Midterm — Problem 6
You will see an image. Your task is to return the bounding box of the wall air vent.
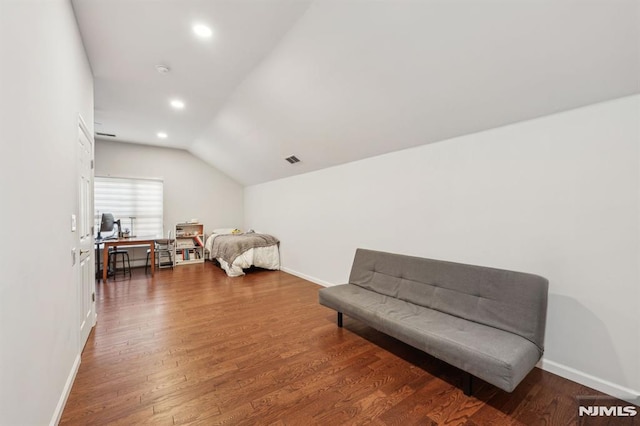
[96,132,116,137]
[285,155,301,164]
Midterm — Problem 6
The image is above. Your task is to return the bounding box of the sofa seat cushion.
[319,284,541,392]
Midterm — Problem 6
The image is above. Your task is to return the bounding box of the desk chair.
[109,247,132,279]
[145,231,174,273]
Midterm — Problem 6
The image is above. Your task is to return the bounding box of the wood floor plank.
[60,263,634,425]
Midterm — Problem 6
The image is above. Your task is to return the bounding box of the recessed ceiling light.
[170,99,185,109]
[157,132,168,139]
[193,24,213,38]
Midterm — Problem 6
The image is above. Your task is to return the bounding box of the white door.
[78,117,95,350]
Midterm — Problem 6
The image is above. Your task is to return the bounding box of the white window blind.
[94,177,164,238]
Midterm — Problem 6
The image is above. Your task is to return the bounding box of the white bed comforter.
[204,234,280,277]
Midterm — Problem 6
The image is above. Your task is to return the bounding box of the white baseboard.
[280,266,334,288]
[50,353,81,426]
[538,358,639,405]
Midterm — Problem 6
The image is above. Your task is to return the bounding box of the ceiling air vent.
[96,132,116,137]
[285,155,301,164]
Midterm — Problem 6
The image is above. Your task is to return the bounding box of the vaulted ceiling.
[72,0,639,186]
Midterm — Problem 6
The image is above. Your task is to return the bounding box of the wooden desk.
[101,236,155,282]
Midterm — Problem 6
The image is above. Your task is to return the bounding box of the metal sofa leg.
[463,372,473,396]
[337,312,343,328]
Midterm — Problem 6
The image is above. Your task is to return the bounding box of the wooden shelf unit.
[174,223,205,266]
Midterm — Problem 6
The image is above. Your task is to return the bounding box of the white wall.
[0,1,94,424]
[95,140,244,244]
[245,96,640,402]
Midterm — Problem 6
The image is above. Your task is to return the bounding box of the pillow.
[212,228,237,235]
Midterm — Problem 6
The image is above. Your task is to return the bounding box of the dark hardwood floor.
[60,263,628,425]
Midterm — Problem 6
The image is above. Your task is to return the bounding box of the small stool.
[109,248,131,279]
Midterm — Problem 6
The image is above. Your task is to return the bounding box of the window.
[94,177,164,238]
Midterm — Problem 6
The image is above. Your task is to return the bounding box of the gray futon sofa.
[318,248,548,394]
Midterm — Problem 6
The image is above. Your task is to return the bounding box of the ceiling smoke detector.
[285,155,301,164]
[156,65,170,74]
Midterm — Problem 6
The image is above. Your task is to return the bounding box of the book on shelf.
[194,235,204,247]
[176,241,195,249]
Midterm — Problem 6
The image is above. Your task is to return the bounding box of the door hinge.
[92,292,95,302]
[91,160,94,169]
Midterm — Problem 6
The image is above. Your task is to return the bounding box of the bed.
[204,229,280,277]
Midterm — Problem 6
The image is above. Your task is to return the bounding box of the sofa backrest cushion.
[348,249,549,351]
